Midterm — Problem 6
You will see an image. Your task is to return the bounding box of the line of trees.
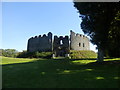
[0,49,52,59]
[0,49,19,57]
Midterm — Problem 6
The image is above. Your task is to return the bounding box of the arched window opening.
[60,40,63,45]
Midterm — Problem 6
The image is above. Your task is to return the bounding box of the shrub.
[17,51,35,58]
[35,52,52,58]
[17,51,53,59]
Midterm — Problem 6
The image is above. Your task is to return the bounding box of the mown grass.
[70,50,97,59]
[0,56,39,65]
[2,56,120,88]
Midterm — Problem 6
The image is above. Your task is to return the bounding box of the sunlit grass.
[71,60,96,64]
[114,77,120,79]
[41,72,46,75]
[1,56,39,65]
[105,58,120,61]
[1,56,120,65]
[95,77,105,80]
[58,69,94,74]
[85,69,93,71]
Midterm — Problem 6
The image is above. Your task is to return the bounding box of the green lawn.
[1,56,120,88]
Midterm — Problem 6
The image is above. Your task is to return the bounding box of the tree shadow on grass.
[2,58,120,88]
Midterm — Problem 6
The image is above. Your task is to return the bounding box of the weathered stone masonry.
[27,32,52,52]
[70,30,90,50]
[27,30,90,57]
[53,35,69,57]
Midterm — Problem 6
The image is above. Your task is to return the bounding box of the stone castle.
[27,30,90,57]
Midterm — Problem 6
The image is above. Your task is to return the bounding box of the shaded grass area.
[2,57,120,88]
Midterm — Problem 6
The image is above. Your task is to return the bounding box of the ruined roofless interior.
[27,30,90,57]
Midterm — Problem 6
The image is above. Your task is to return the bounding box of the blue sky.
[2,2,97,52]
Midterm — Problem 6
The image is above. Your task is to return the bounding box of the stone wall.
[27,32,52,52]
[70,30,90,50]
[53,35,69,57]
[27,30,90,54]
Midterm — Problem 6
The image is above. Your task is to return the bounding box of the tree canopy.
[73,2,120,61]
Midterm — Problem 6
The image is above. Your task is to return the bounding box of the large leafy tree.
[107,11,120,57]
[73,2,120,62]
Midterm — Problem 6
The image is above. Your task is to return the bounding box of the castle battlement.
[27,32,53,52]
[27,30,90,54]
[29,32,52,40]
[70,30,90,51]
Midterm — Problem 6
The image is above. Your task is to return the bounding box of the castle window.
[60,40,63,45]
[83,43,85,47]
[79,43,81,47]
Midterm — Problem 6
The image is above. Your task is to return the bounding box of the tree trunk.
[97,47,104,62]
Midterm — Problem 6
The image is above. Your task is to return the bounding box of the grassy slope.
[2,57,120,88]
[70,50,97,59]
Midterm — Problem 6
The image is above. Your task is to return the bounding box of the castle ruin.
[27,30,90,57]
[53,35,69,57]
[27,32,52,52]
[70,30,90,50]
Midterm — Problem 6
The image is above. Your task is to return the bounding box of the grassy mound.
[70,50,97,59]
